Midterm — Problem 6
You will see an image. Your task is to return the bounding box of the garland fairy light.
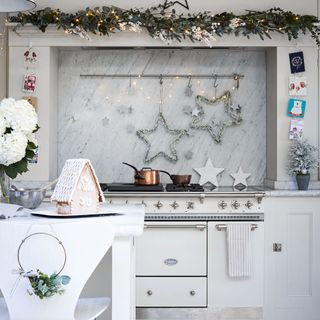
[8,6,320,46]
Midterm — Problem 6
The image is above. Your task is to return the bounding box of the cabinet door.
[207,221,264,307]
[135,222,207,276]
[264,198,320,320]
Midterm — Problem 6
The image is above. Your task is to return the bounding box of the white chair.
[0,217,114,320]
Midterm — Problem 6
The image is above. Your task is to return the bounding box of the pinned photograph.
[287,99,306,118]
[289,76,307,96]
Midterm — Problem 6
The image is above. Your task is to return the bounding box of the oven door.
[136,221,207,276]
[207,221,264,307]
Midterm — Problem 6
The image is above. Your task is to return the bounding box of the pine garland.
[7,6,320,46]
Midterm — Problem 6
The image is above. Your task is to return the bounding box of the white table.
[1,203,145,320]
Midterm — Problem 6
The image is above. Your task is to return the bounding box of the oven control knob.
[218,200,227,210]
[170,201,179,209]
[154,201,163,209]
[147,290,153,296]
[187,201,194,210]
[231,200,240,210]
[244,200,253,209]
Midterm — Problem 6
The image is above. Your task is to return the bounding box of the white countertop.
[265,190,320,197]
[0,203,145,237]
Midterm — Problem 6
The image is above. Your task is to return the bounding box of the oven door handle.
[144,224,207,231]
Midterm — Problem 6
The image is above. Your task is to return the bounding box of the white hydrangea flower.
[0,97,39,167]
[0,116,7,135]
[27,132,38,145]
[0,131,28,166]
[0,98,38,135]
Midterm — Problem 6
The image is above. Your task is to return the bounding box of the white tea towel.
[0,203,31,219]
[226,223,253,278]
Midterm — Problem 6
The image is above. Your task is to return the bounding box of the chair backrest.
[0,218,114,320]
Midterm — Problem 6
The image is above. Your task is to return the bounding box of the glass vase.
[0,169,10,202]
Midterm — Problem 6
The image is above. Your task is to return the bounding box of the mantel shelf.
[6,23,316,48]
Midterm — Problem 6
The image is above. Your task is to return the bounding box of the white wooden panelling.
[136,277,207,307]
[135,222,207,276]
[264,197,320,320]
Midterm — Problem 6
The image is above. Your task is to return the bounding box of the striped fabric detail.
[226,223,253,278]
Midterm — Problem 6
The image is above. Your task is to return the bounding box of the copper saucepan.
[159,170,192,185]
[122,162,160,185]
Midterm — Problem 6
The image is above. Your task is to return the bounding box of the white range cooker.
[104,184,265,319]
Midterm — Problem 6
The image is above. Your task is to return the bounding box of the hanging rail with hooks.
[79,73,244,80]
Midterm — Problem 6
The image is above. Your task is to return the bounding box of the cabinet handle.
[144,224,206,230]
[147,290,153,296]
[190,290,196,296]
[273,243,282,252]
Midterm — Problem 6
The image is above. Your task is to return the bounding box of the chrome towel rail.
[216,224,258,231]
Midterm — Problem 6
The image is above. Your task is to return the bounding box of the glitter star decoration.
[193,158,224,188]
[136,112,189,163]
[191,90,243,143]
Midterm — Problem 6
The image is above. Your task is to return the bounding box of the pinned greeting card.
[23,74,36,93]
[289,119,304,140]
[289,51,305,74]
[287,99,306,118]
[289,77,307,96]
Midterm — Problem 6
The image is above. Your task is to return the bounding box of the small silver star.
[192,107,202,117]
[193,158,224,187]
[230,166,251,188]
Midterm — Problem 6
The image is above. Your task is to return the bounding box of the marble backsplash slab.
[58,49,266,186]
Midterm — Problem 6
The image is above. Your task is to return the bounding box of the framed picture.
[23,74,37,93]
[287,99,306,118]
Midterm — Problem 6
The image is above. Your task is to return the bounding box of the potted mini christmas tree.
[288,138,319,190]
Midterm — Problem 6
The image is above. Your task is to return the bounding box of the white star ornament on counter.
[193,158,224,189]
[230,166,251,191]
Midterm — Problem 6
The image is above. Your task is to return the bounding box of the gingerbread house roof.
[51,159,105,204]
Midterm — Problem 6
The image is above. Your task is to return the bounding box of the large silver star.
[164,0,189,9]
[136,112,188,163]
[230,166,251,189]
[193,158,224,187]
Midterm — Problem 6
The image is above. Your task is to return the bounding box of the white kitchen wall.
[58,48,266,186]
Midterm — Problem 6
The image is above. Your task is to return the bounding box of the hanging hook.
[233,73,240,89]
[213,74,218,89]
[187,75,192,88]
[159,74,163,85]
[213,74,218,98]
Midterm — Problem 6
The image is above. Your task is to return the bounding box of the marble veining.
[58,49,266,186]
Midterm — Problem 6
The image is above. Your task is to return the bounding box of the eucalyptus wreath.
[8,6,320,46]
[15,232,71,300]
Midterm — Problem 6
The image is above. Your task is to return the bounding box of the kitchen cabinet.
[207,221,265,308]
[264,197,320,320]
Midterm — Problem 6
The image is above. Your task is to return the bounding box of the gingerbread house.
[51,159,105,214]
